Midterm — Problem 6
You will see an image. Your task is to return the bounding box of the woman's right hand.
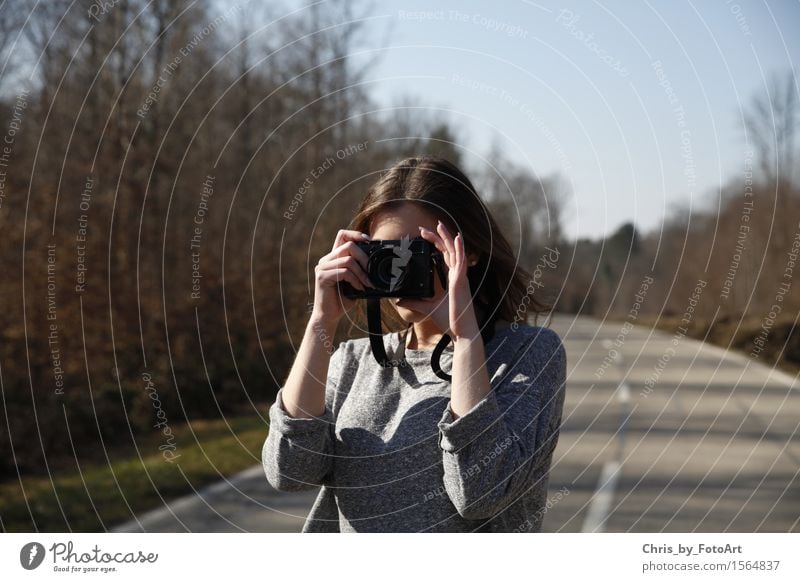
[311,229,374,324]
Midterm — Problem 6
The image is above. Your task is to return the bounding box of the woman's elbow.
[446,482,506,520]
[262,437,321,492]
[264,469,316,492]
[450,495,502,520]
[262,454,316,492]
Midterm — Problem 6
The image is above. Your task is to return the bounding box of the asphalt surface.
[113,314,800,532]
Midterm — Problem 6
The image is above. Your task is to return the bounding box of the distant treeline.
[0,0,797,479]
[0,0,566,477]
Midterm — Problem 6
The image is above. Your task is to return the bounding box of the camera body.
[338,238,445,299]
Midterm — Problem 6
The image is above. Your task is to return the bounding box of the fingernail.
[361,233,370,239]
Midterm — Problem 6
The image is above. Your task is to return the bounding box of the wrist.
[451,308,480,342]
[307,311,339,336]
[451,327,481,344]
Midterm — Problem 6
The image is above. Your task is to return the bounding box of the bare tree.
[743,70,799,186]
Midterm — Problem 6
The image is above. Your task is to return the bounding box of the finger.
[436,220,454,266]
[326,240,371,273]
[319,266,365,291]
[332,228,370,252]
[418,226,446,254]
[454,232,465,272]
[419,225,453,270]
[435,221,455,270]
[436,220,456,261]
[320,255,372,288]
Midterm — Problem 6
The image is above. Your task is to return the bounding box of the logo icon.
[389,235,413,292]
[20,542,46,570]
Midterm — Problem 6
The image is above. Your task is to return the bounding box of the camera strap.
[429,300,498,382]
[367,296,407,368]
[366,294,498,382]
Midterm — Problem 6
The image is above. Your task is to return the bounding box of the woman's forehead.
[369,203,439,237]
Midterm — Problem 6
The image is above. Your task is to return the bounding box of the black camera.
[338,238,446,299]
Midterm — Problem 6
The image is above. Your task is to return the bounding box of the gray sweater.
[262,322,566,532]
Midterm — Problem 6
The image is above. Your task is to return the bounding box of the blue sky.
[279,1,800,239]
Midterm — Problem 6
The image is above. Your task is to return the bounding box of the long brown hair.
[347,155,551,333]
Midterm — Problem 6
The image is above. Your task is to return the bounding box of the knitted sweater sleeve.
[436,327,567,520]
[262,343,345,492]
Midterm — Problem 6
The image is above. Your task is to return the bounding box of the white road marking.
[582,381,629,532]
[582,460,621,533]
[617,383,631,404]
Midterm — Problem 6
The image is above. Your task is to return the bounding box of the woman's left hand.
[396,221,480,340]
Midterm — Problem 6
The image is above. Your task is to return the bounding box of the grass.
[0,410,271,532]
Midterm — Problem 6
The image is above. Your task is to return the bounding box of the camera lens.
[369,247,407,291]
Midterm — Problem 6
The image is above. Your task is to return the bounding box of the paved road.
[113,314,800,532]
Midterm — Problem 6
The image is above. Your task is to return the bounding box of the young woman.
[263,155,567,532]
